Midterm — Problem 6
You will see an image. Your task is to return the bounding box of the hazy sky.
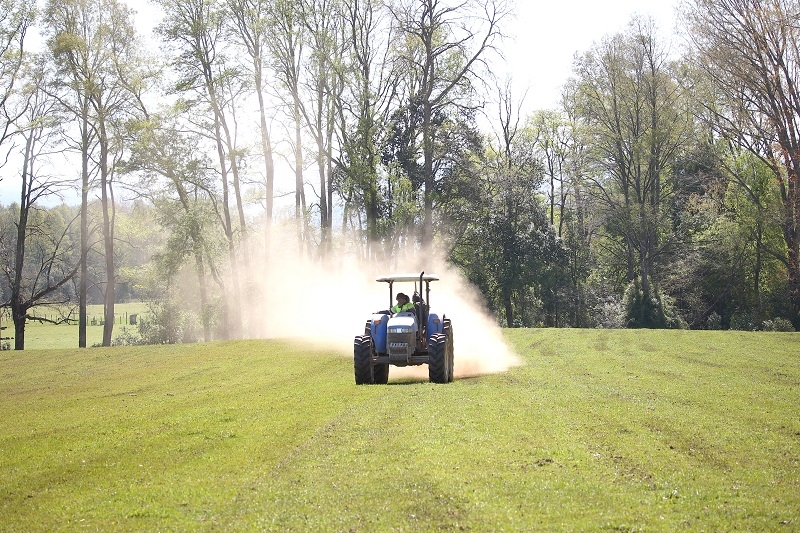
[503,0,681,112]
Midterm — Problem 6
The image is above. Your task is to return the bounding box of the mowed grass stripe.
[1,342,374,530]
[1,330,798,531]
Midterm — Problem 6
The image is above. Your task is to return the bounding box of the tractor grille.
[387,331,415,358]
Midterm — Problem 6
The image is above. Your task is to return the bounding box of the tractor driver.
[391,293,414,314]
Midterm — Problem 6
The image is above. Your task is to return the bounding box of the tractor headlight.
[390,327,413,334]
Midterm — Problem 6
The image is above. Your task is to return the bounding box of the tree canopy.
[1,0,799,349]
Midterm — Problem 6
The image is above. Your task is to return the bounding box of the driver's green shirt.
[391,302,414,313]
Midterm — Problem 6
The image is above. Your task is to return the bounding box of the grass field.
[1,329,798,531]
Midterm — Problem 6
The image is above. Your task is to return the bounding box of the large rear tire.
[443,319,454,383]
[428,333,449,383]
[354,335,374,385]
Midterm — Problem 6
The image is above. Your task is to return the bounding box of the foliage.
[729,312,758,331]
[447,105,573,327]
[570,17,692,309]
[622,276,687,329]
[706,312,723,330]
[660,146,789,329]
[684,0,800,324]
[137,299,199,345]
[762,318,795,332]
[107,325,141,346]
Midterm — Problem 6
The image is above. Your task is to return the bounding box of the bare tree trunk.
[213,114,241,339]
[79,105,89,348]
[315,77,329,245]
[755,216,763,316]
[99,126,115,347]
[11,134,31,350]
[11,296,26,350]
[219,112,253,336]
[422,100,434,247]
[293,95,307,253]
[503,290,513,328]
[255,77,275,264]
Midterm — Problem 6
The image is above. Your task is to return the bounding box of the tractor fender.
[370,314,389,353]
[427,312,443,342]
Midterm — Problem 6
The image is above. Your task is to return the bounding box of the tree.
[299,0,345,249]
[1,58,80,350]
[391,0,507,247]
[43,0,92,348]
[0,0,34,169]
[718,149,787,324]
[124,112,221,342]
[266,0,310,251]
[334,0,397,261]
[157,0,250,338]
[551,89,596,327]
[664,145,789,328]
[225,0,277,262]
[571,17,691,326]
[530,109,571,236]
[45,0,148,346]
[449,83,567,327]
[684,0,800,325]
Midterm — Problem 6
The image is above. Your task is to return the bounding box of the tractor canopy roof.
[376,273,439,283]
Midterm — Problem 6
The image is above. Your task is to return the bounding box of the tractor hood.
[387,315,417,332]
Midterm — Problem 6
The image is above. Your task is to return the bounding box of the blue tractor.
[354,272,454,384]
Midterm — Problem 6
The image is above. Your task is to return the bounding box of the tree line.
[1,0,799,350]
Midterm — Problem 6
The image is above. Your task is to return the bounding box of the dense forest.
[1,0,799,350]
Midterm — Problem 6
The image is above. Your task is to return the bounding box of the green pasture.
[1,329,798,531]
[0,303,150,349]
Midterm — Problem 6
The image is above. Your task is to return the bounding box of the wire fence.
[0,308,144,328]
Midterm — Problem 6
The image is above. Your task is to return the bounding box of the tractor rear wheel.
[443,319,454,383]
[354,335,374,385]
[428,333,449,383]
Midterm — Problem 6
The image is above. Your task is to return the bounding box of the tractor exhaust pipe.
[418,271,424,318]
[418,271,425,344]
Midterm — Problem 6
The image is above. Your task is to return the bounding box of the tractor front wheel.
[373,362,389,384]
[354,335,374,385]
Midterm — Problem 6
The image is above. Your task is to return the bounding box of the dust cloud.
[253,245,522,379]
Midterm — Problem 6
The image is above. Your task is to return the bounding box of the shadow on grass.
[384,375,483,385]
[385,378,426,385]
